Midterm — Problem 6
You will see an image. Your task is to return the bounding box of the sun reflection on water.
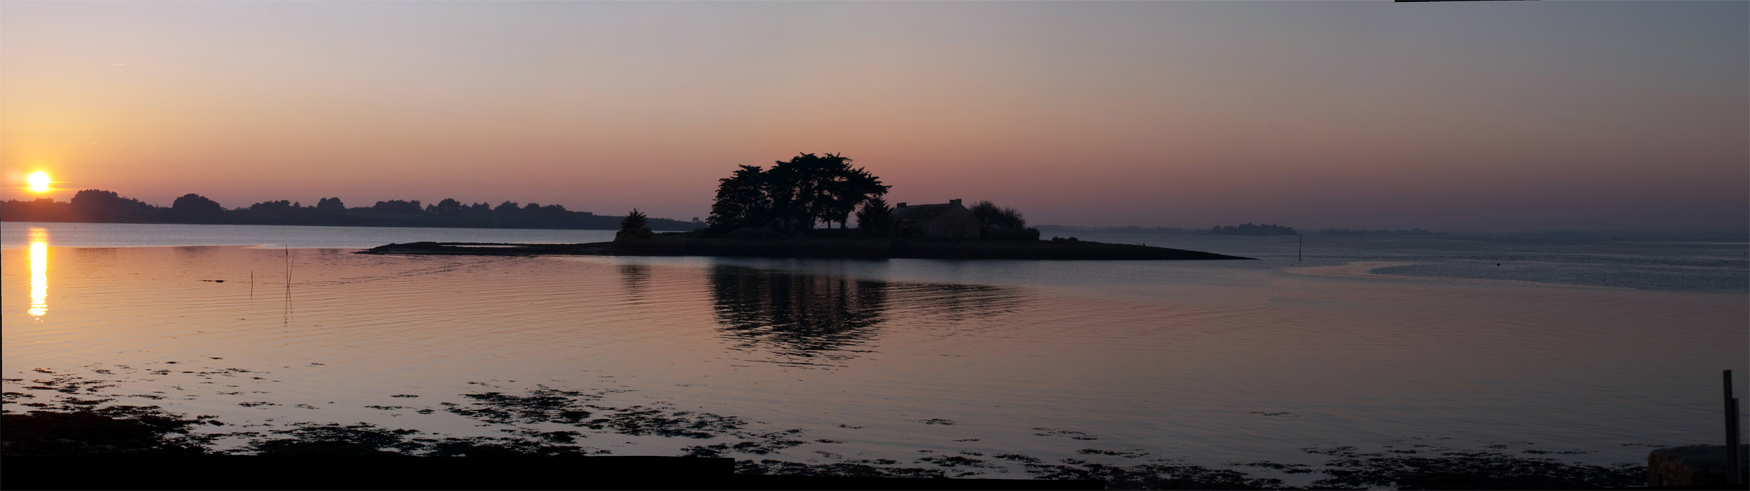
[29,227,47,317]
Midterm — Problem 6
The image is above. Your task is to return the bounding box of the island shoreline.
[358,238,1253,260]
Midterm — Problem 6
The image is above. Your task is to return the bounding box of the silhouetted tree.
[171,193,224,223]
[71,189,158,222]
[316,197,345,212]
[0,197,75,222]
[622,209,648,231]
[250,200,293,212]
[821,166,889,229]
[371,200,422,214]
[430,198,463,216]
[705,153,889,235]
[708,165,772,234]
[970,200,1026,233]
[855,196,892,238]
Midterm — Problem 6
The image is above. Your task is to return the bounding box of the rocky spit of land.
[358,236,1252,260]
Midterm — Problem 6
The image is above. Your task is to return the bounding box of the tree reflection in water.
[706,264,1021,365]
[618,262,652,304]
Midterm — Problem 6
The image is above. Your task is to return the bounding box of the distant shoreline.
[0,218,696,233]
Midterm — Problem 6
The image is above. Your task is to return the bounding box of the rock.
[1647,444,1747,487]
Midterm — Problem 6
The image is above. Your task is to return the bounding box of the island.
[357,153,1249,260]
[359,235,1251,260]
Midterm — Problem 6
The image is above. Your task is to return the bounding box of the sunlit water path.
[2,222,1745,484]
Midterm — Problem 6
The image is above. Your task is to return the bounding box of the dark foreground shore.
[1,405,1648,490]
[359,237,1252,260]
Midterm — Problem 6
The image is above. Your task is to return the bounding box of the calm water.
[3,222,1745,483]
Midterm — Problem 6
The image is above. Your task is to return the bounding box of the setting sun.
[27,171,51,192]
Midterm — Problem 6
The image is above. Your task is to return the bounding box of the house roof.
[892,203,963,222]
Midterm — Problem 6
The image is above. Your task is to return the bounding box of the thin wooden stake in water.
[284,246,292,328]
[1728,370,1742,486]
[1298,234,1303,263]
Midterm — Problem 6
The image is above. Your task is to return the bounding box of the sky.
[2,1,1745,233]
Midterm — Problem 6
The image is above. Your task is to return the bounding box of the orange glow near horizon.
[29,227,48,318]
[27,172,51,193]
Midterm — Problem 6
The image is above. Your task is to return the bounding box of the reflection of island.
[709,265,888,363]
[619,262,651,303]
[706,265,1021,364]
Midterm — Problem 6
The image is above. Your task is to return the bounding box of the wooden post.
[1729,370,1742,486]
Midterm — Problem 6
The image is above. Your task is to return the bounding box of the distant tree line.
[0,189,703,231]
[1033,225,1203,235]
[1318,228,1447,237]
[1209,223,1298,236]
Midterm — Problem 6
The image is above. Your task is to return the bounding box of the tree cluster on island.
[0,189,702,231]
[696,153,1039,241]
[967,200,1036,240]
[705,153,892,238]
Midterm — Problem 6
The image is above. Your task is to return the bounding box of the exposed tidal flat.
[2,223,1746,488]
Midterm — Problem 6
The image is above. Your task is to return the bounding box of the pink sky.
[3,2,1744,232]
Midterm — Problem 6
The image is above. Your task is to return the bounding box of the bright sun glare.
[28,172,51,192]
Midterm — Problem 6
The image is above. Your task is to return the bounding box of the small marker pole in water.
[1298,234,1303,263]
[1728,370,1742,486]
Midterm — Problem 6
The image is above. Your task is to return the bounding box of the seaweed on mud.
[677,431,808,457]
[16,373,116,395]
[246,422,604,457]
[0,405,216,456]
[1032,427,1098,440]
[1078,448,1151,458]
[1019,458,1285,490]
[736,459,948,479]
[918,454,992,468]
[249,423,423,456]
[446,388,599,425]
[994,453,1043,464]
[1521,449,1592,455]
[585,406,748,438]
[441,388,811,456]
[1228,461,1316,474]
[422,438,606,457]
[1302,445,1643,490]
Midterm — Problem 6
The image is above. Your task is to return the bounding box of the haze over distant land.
[2,2,1744,233]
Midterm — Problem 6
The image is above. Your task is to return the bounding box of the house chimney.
[950,199,962,206]
[897,202,907,208]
